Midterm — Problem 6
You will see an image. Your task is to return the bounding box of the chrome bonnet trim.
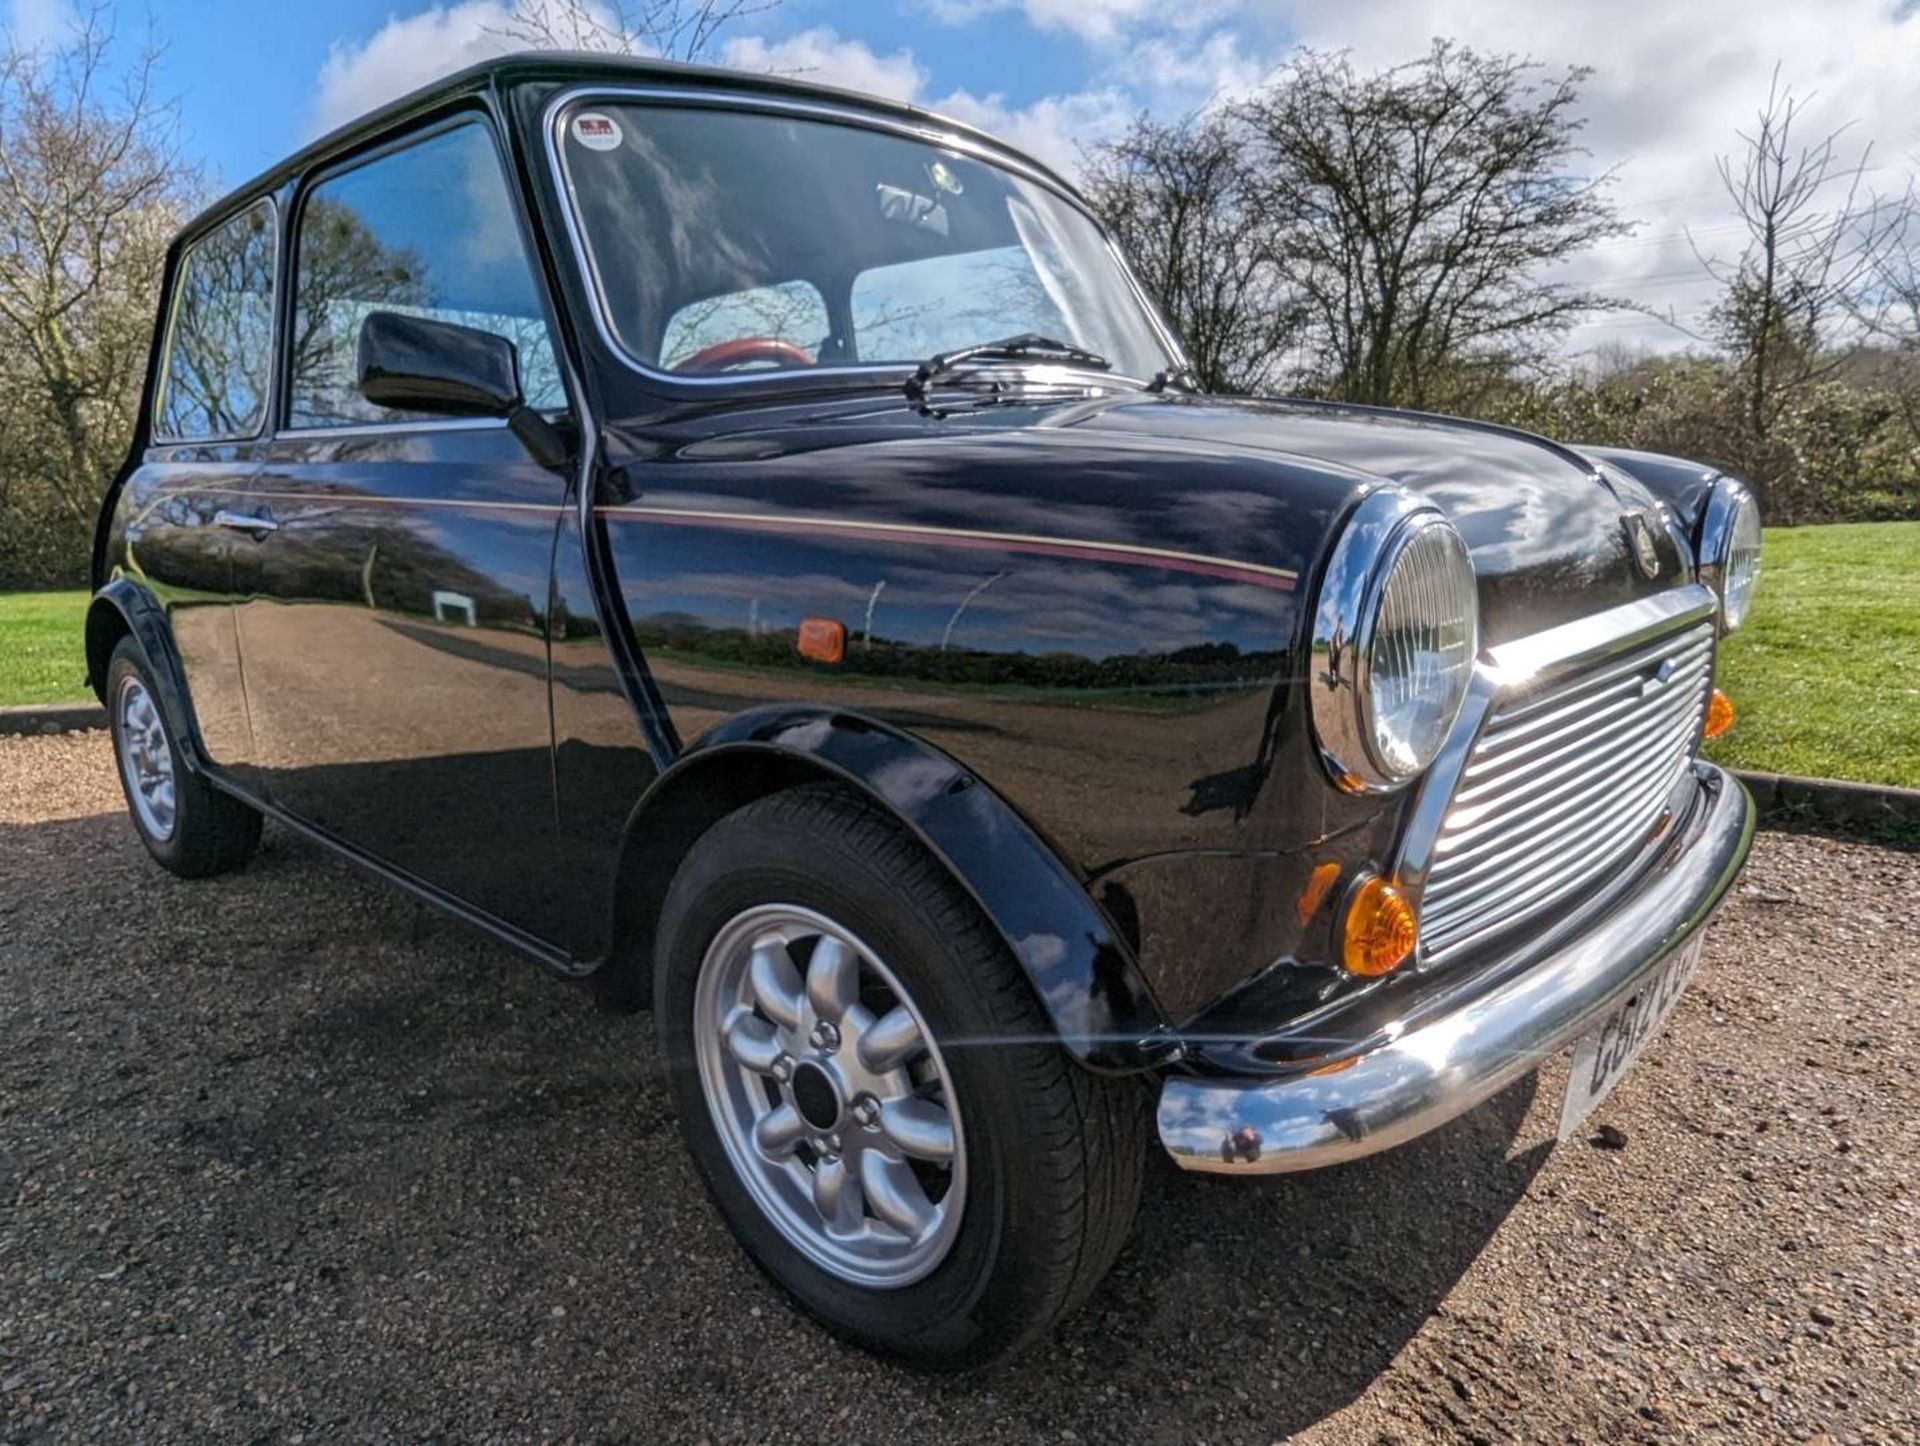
[1482,584,1717,694]
[1156,762,1754,1174]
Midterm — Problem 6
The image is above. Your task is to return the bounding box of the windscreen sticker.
[571,113,623,151]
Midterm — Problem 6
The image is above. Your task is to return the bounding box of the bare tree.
[492,0,777,61]
[1696,67,1910,462]
[285,198,435,425]
[1866,205,1920,339]
[1081,111,1297,394]
[1860,192,1920,451]
[1237,41,1629,410]
[0,3,196,586]
[157,200,275,436]
[660,279,824,367]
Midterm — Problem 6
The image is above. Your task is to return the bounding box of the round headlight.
[1310,490,1479,793]
[1697,479,1763,631]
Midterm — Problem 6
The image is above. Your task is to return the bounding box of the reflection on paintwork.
[79,49,1763,1136]
[109,452,262,765]
[545,384,1709,1020]
[232,424,569,941]
[100,330,1733,1053]
[1081,395,1688,639]
[547,505,664,963]
[661,704,1180,1066]
[595,493,1311,1013]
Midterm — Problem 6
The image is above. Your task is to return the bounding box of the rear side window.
[154,200,277,441]
[852,244,1066,361]
[288,120,563,429]
[661,281,829,370]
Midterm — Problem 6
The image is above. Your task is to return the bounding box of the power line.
[1604,160,1893,214]
[1552,268,1724,290]
[1573,313,1710,333]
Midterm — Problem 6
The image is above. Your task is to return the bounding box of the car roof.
[180,50,1076,243]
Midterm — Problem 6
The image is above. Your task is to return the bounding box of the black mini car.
[88,53,1762,1368]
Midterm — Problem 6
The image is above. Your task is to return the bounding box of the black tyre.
[654,783,1148,1370]
[106,638,262,879]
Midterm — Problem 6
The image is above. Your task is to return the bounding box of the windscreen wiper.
[904,333,1111,401]
[1148,363,1202,394]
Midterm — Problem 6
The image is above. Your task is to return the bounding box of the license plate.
[1557,935,1706,1141]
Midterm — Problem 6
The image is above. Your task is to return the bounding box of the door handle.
[213,510,278,536]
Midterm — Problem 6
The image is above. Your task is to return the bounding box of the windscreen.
[556,102,1175,380]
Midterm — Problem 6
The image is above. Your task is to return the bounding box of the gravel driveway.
[3,732,1916,1443]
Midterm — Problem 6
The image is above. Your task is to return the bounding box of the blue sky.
[12,0,1920,354]
[112,0,1230,187]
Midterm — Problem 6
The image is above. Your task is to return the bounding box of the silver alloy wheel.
[115,674,177,841]
[693,903,967,1288]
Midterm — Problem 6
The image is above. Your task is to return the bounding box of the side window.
[155,200,276,441]
[660,281,829,371]
[288,120,563,429]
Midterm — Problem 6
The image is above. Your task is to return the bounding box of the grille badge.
[1622,511,1662,579]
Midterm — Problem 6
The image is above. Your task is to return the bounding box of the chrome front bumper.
[1156,763,1755,1175]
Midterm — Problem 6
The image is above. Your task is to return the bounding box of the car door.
[230,114,574,945]
[117,198,282,767]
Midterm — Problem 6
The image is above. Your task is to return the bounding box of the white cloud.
[1109,29,1274,108]
[915,0,1920,355]
[309,13,1121,173]
[720,25,1132,173]
[921,0,1235,46]
[931,86,1135,174]
[921,0,1158,44]
[307,0,1920,359]
[1250,0,1920,354]
[7,0,74,50]
[718,25,927,102]
[311,1,523,136]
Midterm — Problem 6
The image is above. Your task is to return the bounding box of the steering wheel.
[673,337,815,374]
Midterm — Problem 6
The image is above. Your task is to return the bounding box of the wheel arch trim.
[85,579,212,774]
[602,704,1182,1074]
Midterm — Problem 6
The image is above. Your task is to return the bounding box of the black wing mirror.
[356,310,566,468]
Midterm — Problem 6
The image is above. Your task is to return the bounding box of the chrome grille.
[1417,614,1715,964]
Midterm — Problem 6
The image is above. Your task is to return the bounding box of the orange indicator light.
[1341,875,1418,978]
[1704,688,1735,739]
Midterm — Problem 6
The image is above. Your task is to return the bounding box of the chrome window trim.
[1392,582,1720,932]
[1695,476,1756,631]
[538,84,1188,392]
[282,109,572,436]
[151,194,281,446]
[1307,487,1477,794]
[273,416,512,442]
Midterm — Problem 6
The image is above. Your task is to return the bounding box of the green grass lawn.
[1702,521,1920,789]
[3,523,1916,787]
[0,589,91,707]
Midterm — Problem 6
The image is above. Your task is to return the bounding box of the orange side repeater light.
[1341,875,1418,977]
[1703,688,1735,739]
[797,617,847,665]
[1296,861,1341,927]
